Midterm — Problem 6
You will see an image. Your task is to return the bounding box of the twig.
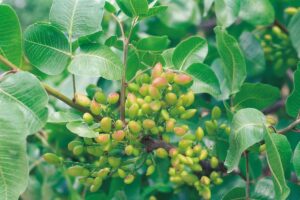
[244,151,250,200]
[72,74,77,101]
[263,99,285,114]
[278,118,300,134]
[274,19,289,34]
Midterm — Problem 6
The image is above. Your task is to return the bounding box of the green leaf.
[222,187,246,200]
[211,59,231,100]
[68,44,122,80]
[185,63,221,98]
[0,4,22,71]
[49,0,105,39]
[288,12,300,58]
[116,0,148,17]
[286,64,300,118]
[48,111,81,123]
[214,26,247,95]
[66,121,99,138]
[126,48,142,81]
[24,23,71,75]
[253,178,275,200]
[145,6,168,18]
[104,1,117,13]
[0,101,29,200]
[162,48,174,68]
[239,31,266,77]
[265,132,290,200]
[239,0,274,26]
[0,72,49,133]
[136,35,170,52]
[172,36,208,70]
[215,0,240,27]
[293,142,300,178]
[225,108,266,172]
[204,0,214,16]
[233,83,280,110]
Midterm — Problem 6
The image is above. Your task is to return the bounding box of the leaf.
[222,187,246,200]
[136,35,170,52]
[49,0,105,39]
[286,64,300,118]
[48,111,81,123]
[145,6,168,18]
[66,121,99,138]
[0,101,29,200]
[265,132,290,200]
[239,31,266,77]
[126,48,142,81]
[104,1,117,13]
[288,12,300,58]
[233,83,280,110]
[68,44,122,80]
[0,72,48,133]
[172,36,208,70]
[293,142,300,178]
[239,152,262,179]
[215,0,240,27]
[239,0,275,26]
[185,63,221,98]
[204,0,214,16]
[225,108,267,172]
[214,26,247,95]
[0,4,22,71]
[116,0,148,17]
[162,48,174,68]
[252,178,275,200]
[24,23,71,75]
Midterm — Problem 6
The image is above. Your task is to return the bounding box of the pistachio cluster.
[44,63,223,199]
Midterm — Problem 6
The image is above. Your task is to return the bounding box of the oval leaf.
[48,111,81,124]
[215,0,240,28]
[24,23,71,75]
[288,12,300,58]
[172,36,208,70]
[136,35,170,52]
[214,26,247,95]
[68,44,122,80]
[286,64,300,118]
[0,4,22,71]
[293,142,300,179]
[49,0,105,38]
[67,121,99,138]
[185,63,221,98]
[225,108,266,172]
[233,83,280,110]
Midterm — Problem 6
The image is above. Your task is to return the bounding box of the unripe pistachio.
[118,168,126,178]
[264,34,272,41]
[83,113,94,124]
[75,93,91,107]
[125,145,134,155]
[211,106,222,119]
[68,140,83,151]
[174,127,187,136]
[90,100,101,115]
[174,74,192,86]
[193,144,202,154]
[200,176,211,185]
[210,171,219,180]
[144,95,152,103]
[166,119,176,132]
[95,134,110,144]
[259,144,266,153]
[148,85,161,99]
[181,172,198,185]
[73,145,84,156]
[84,138,93,145]
[185,91,195,106]
[151,63,163,79]
[205,120,216,135]
[214,177,223,185]
[67,165,89,177]
[156,148,168,158]
[100,117,112,132]
[191,164,202,172]
[128,83,139,92]
[152,77,168,89]
[136,98,145,106]
[127,93,137,105]
[195,127,204,141]
[150,127,159,135]
[108,157,121,168]
[43,153,61,165]
[161,109,170,120]
[170,176,183,184]
[266,115,278,126]
[143,119,156,129]
[168,167,176,176]
[115,119,124,130]
[202,186,211,200]
[182,133,195,141]
[164,70,175,83]
[139,84,149,96]
[124,174,135,184]
[97,167,110,178]
[94,91,107,104]
[141,103,151,114]
[112,130,126,141]
[272,26,281,36]
[199,149,208,160]
[128,103,139,119]
[225,127,231,135]
[185,148,194,157]
[90,177,103,192]
[285,7,298,15]
[165,93,177,105]
[107,92,119,104]
[150,101,162,112]
[128,121,142,134]
[180,109,197,119]
[138,73,151,84]
[178,139,193,149]
[146,165,155,176]
[210,156,219,169]
[169,148,178,157]
[149,196,157,200]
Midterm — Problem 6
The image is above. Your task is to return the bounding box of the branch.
[0,54,99,119]
[274,19,289,35]
[141,135,173,152]
[263,99,285,114]
[278,118,300,134]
